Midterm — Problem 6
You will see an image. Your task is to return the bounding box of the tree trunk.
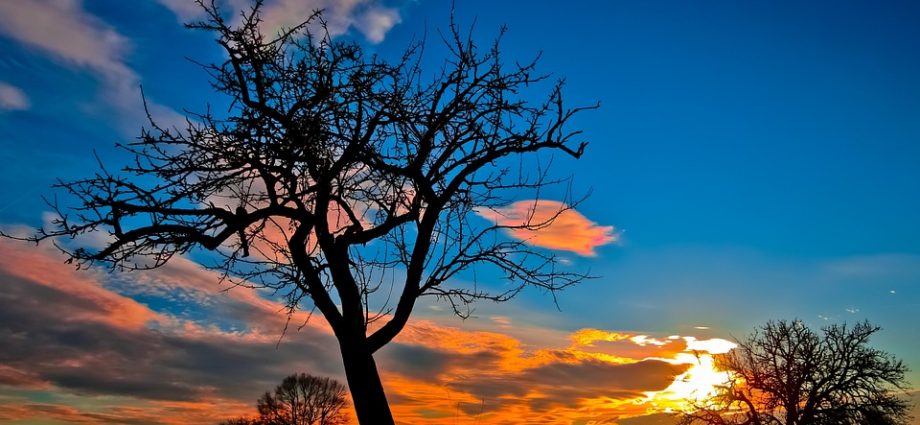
[340,340,395,425]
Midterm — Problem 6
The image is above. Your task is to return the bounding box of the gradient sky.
[1,1,919,424]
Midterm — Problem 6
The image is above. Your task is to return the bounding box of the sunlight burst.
[644,338,737,411]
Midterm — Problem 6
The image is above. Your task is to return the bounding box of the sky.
[0,0,919,424]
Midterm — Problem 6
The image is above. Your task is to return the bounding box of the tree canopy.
[221,373,349,425]
[5,1,595,423]
[680,320,911,425]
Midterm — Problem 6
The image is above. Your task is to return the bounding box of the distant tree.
[3,1,595,423]
[221,373,349,425]
[220,419,259,425]
[680,320,911,425]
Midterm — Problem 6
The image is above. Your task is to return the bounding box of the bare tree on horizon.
[679,320,911,425]
[2,1,596,423]
[221,373,349,425]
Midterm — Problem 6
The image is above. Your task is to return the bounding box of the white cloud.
[0,82,30,111]
[0,0,398,126]
[157,0,401,43]
[260,0,401,43]
[157,0,207,23]
[353,5,401,43]
[0,0,130,74]
[0,0,180,130]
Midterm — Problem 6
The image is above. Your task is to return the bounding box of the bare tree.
[221,373,349,425]
[4,1,596,423]
[679,320,911,425]
[220,419,259,425]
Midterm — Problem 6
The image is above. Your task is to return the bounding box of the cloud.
[352,5,401,43]
[0,397,254,425]
[0,0,181,129]
[0,82,30,111]
[0,365,47,388]
[157,0,401,43]
[258,0,401,44]
[157,0,207,23]
[619,413,680,425]
[0,229,731,424]
[0,0,129,73]
[477,200,618,256]
[0,236,343,419]
[822,253,920,280]
[380,321,734,423]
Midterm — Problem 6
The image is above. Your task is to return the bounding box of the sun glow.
[644,337,737,411]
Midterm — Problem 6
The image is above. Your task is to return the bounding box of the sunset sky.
[1,1,919,424]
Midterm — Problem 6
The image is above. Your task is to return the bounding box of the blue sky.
[0,1,918,423]
[409,0,920,373]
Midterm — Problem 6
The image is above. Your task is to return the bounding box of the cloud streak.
[157,0,401,43]
[0,82,29,111]
[0,0,183,130]
[0,0,129,73]
[478,200,618,256]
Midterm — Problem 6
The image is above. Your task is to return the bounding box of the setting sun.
[645,338,737,412]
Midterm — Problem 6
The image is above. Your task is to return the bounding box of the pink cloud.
[477,200,617,256]
[0,365,48,389]
[0,237,163,331]
[0,235,344,408]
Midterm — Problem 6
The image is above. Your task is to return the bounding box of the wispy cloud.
[477,200,618,256]
[0,82,30,111]
[0,0,180,128]
[349,4,401,43]
[260,0,400,43]
[821,253,920,280]
[157,0,208,23]
[0,0,129,73]
[157,0,401,43]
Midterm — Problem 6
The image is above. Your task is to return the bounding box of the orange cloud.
[477,200,617,256]
[0,397,254,425]
[0,235,344,413]
[0,234,164,331]
[0,230,728,424]
[572,328,633,346]
[380,322,735,424]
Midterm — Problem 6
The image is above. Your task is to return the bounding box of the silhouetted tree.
[680,320,911,425]
[3,1,595,423]
[221,373,348,425]
[220,418,259,425]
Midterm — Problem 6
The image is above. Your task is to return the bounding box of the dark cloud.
[0,261,344,404]
[520,358,687,392]
[376,331,689,417]
[380,344,450,380]
[449,358,687,413]
[378,343,502,381]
